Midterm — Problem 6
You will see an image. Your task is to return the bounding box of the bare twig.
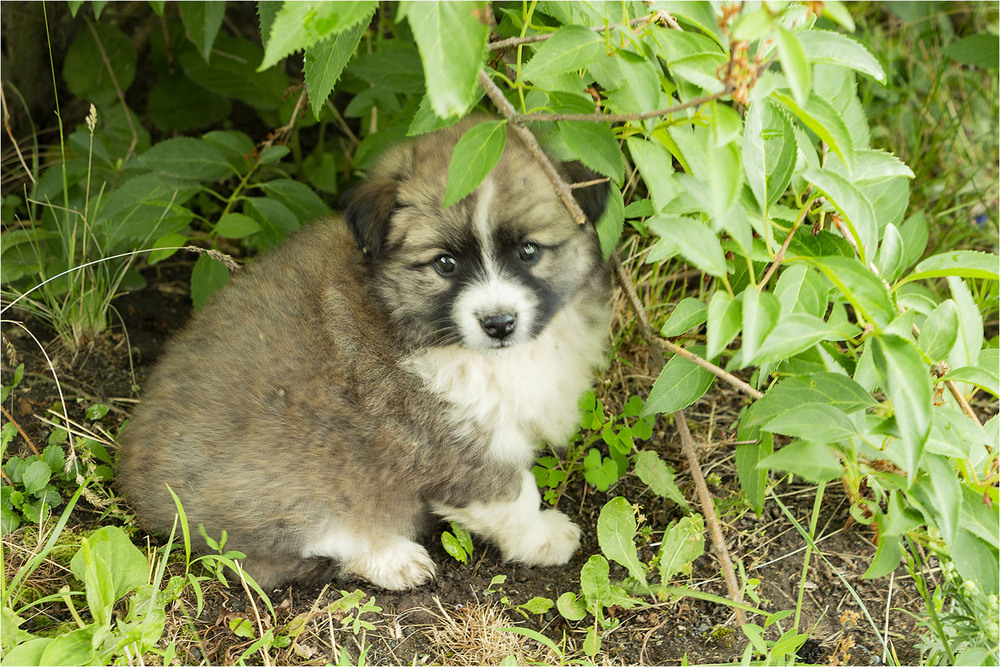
[611,255,764,400]
[510,89,731,125]
[0,404,40,456]
[757,197,820,291]
[674,409,746,625]
[945,379,982,427]
[477,69,588,225]
[84,17,138,164]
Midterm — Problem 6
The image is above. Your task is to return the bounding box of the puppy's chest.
[403,342,593,464]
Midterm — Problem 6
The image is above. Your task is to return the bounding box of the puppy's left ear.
[339,180,399,257]
[558,161,610,225]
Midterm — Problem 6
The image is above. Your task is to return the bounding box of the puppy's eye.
[433,254,457,275]
[517,242,540,264]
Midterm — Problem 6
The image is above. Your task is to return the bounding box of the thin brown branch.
[477,69,588,225]
[945,379,983,428]
[757,197,820,291]
[612,254,764,401]
[511,89,731,125]
[84,17,138,164]
[0,404,40,456]
[674,409,746,625]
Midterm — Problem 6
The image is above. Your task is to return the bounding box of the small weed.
[441,520,474,565]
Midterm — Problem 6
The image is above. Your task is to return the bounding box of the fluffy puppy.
[117,118,612,590]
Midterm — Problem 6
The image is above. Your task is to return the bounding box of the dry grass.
[420,597,552,666]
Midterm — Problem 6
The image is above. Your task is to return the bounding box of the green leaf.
[918,300,959,361]
[706,290,741,360]
[441,531,468,563]
[190,254,231,309]
[179,1,226,62]
[595,185,624,260]
[912,454,961,545]
[41,444,65,473]
[304,19,370,119]
[139,137,233,182]
[758,439,843,483]
[740,288,781,367]
[70,526,149,603]
[940,366,1000,399]
[215,213,262,239]
[260,1,377,71]
[901,250,1000,284]
[736,423,772,516]
[442,120,507,208]
[642,345,716,416]
[753,312,837,366]
[763,403,856,444]
[943,34,1000,70]
[556,591,588,621]
[626,137,678,213]
[634,451,689,510]
[519,597,554,615]
[870,334,932,476]
[775,26,811,107]
[521,25,606,81]
[256,179,331,223]
[864,491,923,578]
[743,99,796,214]
[805,256,896,329]
[558,121,624,183]
[598,497,646,588]
[660,298,708,338]
[771,91,855,175]
[401,1,489,118]
[646,215,727,278]
[63,23,137,108]
[85,403,110,420]
[148,74,232,132]
[657,514,705,582]
[347,41,424,93]
[801,168,877,264]
[876,223,904,282]
[796,30,885,82]
[20,460,51,496]
[147,233,188,266]
[38,626,97,666]
[179,35,290,110]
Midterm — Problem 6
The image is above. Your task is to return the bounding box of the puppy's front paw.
[345,539,436,590]
[502,510,581,567]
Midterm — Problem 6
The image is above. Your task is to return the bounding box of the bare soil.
[2,257,927,666]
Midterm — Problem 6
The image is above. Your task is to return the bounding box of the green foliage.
[440,520,473,564]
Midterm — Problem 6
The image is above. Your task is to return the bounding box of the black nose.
[480,313,517,339]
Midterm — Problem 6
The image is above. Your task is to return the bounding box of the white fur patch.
[432,470,580,566]
[302,529,435,590]
[404,290,609,465]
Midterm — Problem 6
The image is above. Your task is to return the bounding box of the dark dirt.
[1,255,926,666]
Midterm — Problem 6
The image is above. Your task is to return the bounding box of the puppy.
[117,118,612,590]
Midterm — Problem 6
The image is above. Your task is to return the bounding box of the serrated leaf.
[634,451,689,510]
[943,33,1000,70]
[627,137,678,213]
[598,497,647,587]
[215,213,262,239]
[21,460,51,496]
[646,215,727,278]
[743,99,796,214]
[801,168,877,264]
[139,137,233,182]
[595,185,624,260]
[642,345,716,416]
[771,91,855,176]
[797,30,885,82]
[442,120,507,208]
[740,288,781,367]
[304,19,370,119]
[870,334,932,476]
[805,256,896,329]
[558,121,624,183]
[901,250,1000,284]
[260,1,377,71]
[753,312,836,365]
[876,223,904,282]
[401,1,489,118]
[706,290,741,360]
[180,2,226,63]
[763,403,857,444]
[660,298,708,338]
[658,514,704,582]
[758,439,843,483]
[775,26,811,107]
[918,300,959,361]
[63,23,136,108]
[521,25,606,81]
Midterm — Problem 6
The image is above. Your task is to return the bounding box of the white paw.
[344,539,436,590]
[501,510,581,567]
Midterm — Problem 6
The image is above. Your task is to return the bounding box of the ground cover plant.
[1,1,997,665]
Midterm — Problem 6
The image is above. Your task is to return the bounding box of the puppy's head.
[341,119,609,351]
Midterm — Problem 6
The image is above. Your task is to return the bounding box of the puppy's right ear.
[340,143,414,256]
[340,180,399,257]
